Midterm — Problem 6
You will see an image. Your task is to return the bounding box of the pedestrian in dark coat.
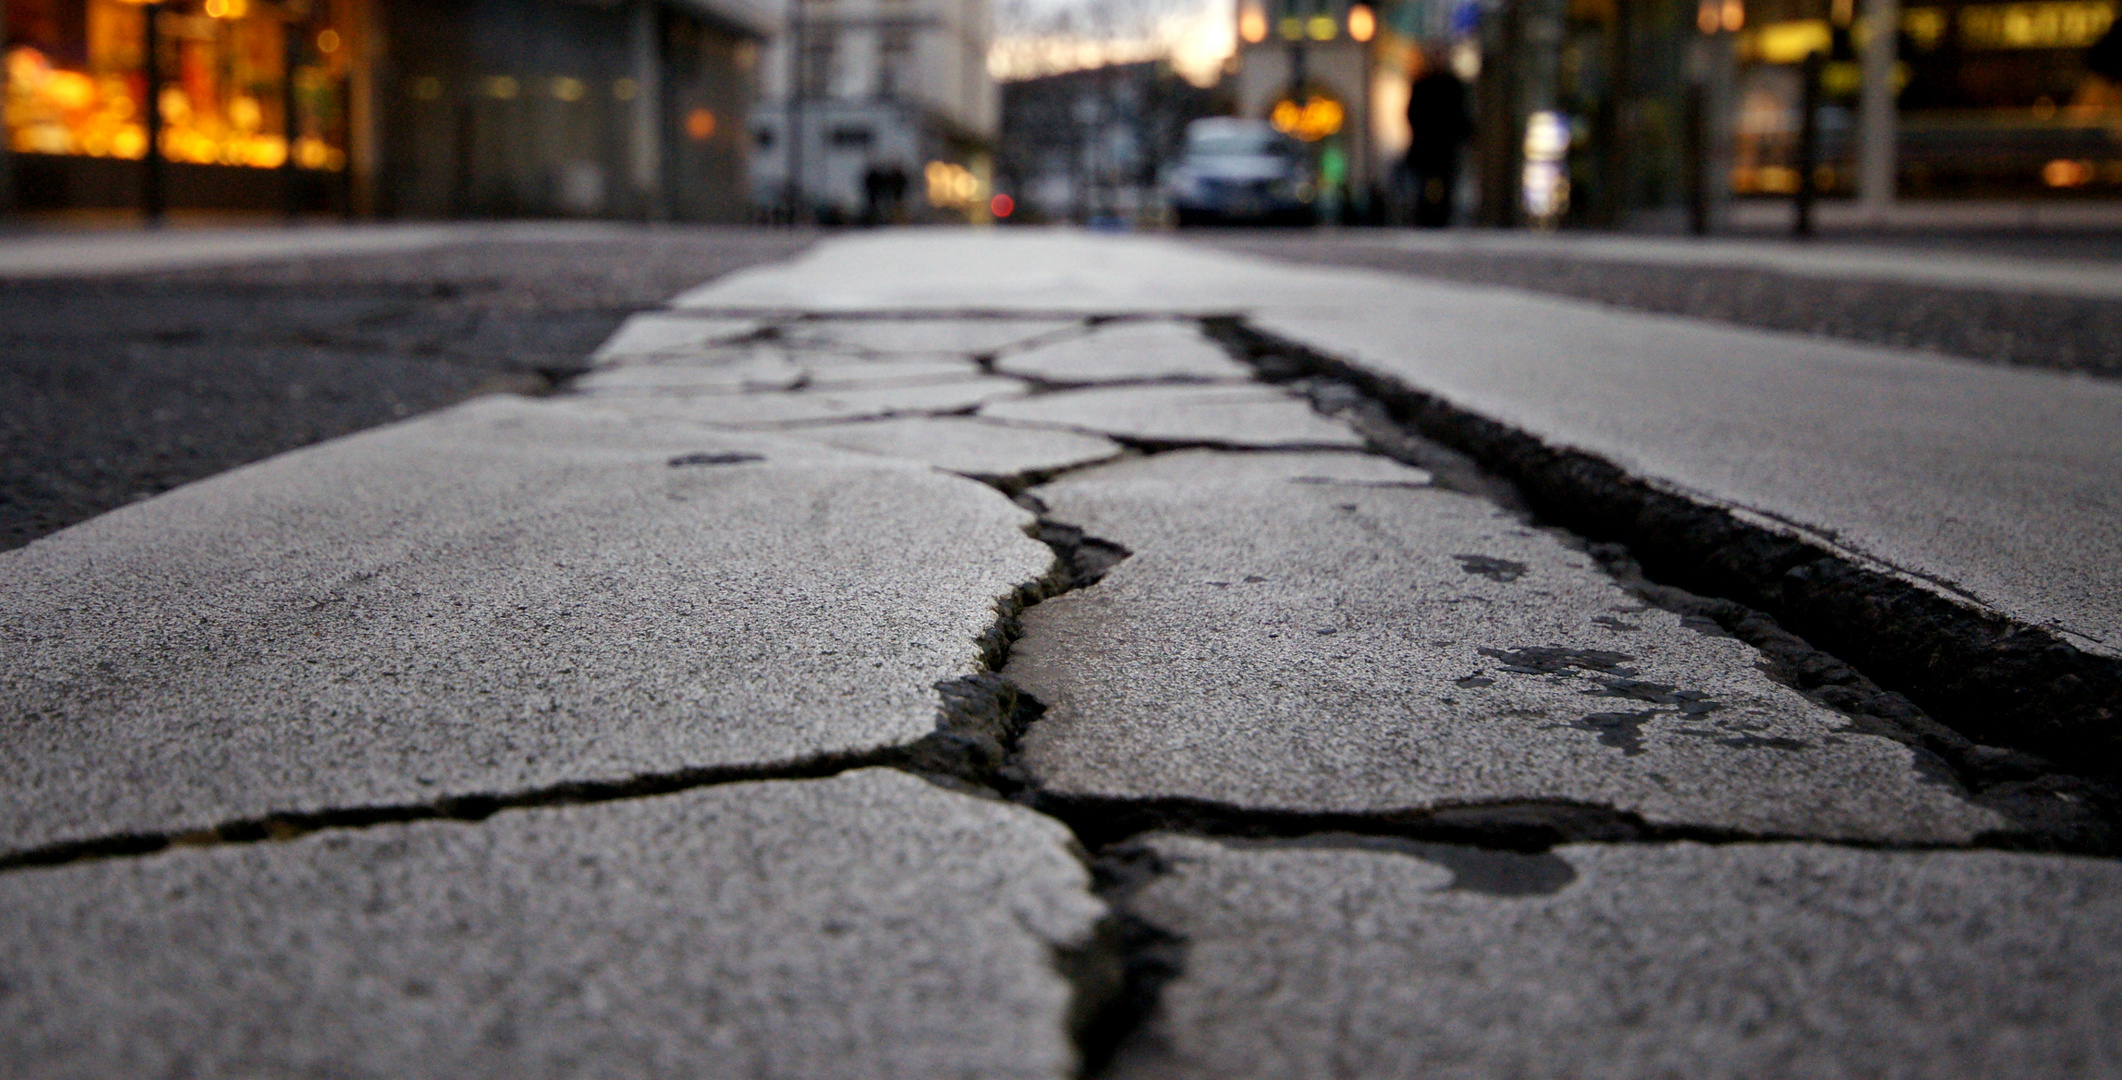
[1405,48,1472,227]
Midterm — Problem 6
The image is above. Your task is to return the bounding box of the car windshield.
[1188,130,1291,158]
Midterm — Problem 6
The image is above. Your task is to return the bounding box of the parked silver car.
[1164,118,1316,227]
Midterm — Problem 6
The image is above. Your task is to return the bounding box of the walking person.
[1405,45,1471,227]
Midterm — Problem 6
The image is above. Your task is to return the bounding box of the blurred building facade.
[1,0,773,219]
[747,0,994,221]
[995,58,1230,224]
[1226,0,2122,226]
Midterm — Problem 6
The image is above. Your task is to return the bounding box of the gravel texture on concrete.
[0,228,813,550]
[574,343,810,395]
[0,769,1107,1080]
[994,320,1254,385]
[779,317,1082,356]
[614,376,1030,427]
[576,348,984,397]
[1205,233,2122,377]
[1009,451,2002,843]
[1107,832,2122,1080]
[980,384,1366,449]
[0,396,1053,858]
[783,416,1125,485]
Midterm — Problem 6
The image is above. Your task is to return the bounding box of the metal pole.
[1686,80,1708,235]
[283,11,304,219]
[785,3,806,224]
[0,0,11,218]
[143,2,165,226]
[1794,50,1821,238]
[1857,0,1898,223]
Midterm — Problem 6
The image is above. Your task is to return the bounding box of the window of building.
[3,0,356,170]
[829,124,871,147]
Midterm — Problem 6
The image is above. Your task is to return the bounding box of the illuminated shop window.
[3,0,357,170]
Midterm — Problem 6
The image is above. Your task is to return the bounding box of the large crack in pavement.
[1213,317,2122,785]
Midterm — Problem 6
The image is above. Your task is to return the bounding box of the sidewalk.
[1361,225,2122,298]
[3,229,2117,1077]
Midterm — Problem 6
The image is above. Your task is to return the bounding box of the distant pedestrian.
[863,162,911,225]
[1405,46,1471,228]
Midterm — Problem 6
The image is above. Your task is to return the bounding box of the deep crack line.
[1204,315,2122,841]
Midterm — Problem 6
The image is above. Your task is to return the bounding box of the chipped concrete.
[1009,451,2004,844]
[980,385,1365,449]
[0,769,1107,1080]
[784,416,1125,485]
[0,396,1053,859]
[615,376,1030,428]
[1108,832,2122,1080]
[995,320,1253,385]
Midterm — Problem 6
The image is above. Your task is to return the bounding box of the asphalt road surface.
[0,227,812,549]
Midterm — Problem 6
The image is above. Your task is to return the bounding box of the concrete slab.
[0,396,1053,858]
[994,320,1253,385]
[1009,451,2002,844]
[1254,294,2122,658]
[786,417,1125,485]
[590,313,764,363]
[618,377,1030,428]
[781,317,1079,356]
[678,231,2122,657]
[1109,833,2122,1080]
[0,769,1106,1080]
[980,385,1365,450]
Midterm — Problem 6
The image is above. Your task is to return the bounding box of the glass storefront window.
[3,0,355,170]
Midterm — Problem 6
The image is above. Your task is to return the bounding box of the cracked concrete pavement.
[3,229,2118,1077]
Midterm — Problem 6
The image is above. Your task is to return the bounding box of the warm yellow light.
[1961,2,2114,50]
[1279,16,1305,39]
[2044,158,2093,186]
[483,75,519,100]
[1753,19,1829,61]
[1239,5,1268,42]
[316,29,341,53]
[1307,14,1338,38]
[685,107,716,140]
[925,160,982,208]
[1699,0,1721,32]
[44,70,95,111]
[1348,4,1376,41]
[1722,0,1745,30]
[1269,94,1345,141]
[551,76,586,102]
[201,0,246,18]
[229,95,262,132]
